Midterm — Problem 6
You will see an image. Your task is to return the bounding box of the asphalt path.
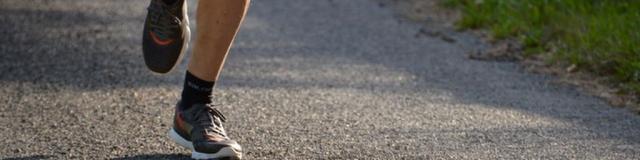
[1,0,640,159]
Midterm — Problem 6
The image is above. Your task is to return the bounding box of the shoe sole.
[168,129,242,160]
[150,0,190,74]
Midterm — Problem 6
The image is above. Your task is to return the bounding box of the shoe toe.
[194,140,242,154]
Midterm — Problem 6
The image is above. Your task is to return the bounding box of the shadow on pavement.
[0,6,181,91]
[1,0,639,158]
[110,154,190,160]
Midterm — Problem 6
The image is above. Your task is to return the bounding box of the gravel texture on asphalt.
[1,0,639,159]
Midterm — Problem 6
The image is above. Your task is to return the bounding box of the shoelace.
[193,105,228,137]
[147,1,181,39]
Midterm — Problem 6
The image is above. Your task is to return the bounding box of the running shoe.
[169,102,243,159]
[142,0,190,73]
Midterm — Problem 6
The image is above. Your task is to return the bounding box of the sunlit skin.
[188,0,251,81]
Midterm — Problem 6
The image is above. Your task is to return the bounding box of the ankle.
[180,71,214,108]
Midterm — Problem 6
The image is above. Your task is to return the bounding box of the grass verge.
[443,0,640,95]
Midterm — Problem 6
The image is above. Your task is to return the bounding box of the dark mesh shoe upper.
[142,0,187,73]
[173,103,242,154]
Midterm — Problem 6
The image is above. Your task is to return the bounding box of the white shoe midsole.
[168,129,242,159]
[168,128,194,150]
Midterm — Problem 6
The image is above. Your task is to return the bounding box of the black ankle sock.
[163,0,178,5]
[180,71,214,109]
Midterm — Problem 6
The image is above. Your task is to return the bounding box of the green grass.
[444,0,640,93]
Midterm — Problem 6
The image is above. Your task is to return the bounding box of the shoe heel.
[168,129,194,150]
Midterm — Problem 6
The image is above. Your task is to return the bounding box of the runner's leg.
[188,0,250,81]
[169,1,250,159]
[180,0,250,108]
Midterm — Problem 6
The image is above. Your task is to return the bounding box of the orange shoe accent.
[150,31,175,46]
